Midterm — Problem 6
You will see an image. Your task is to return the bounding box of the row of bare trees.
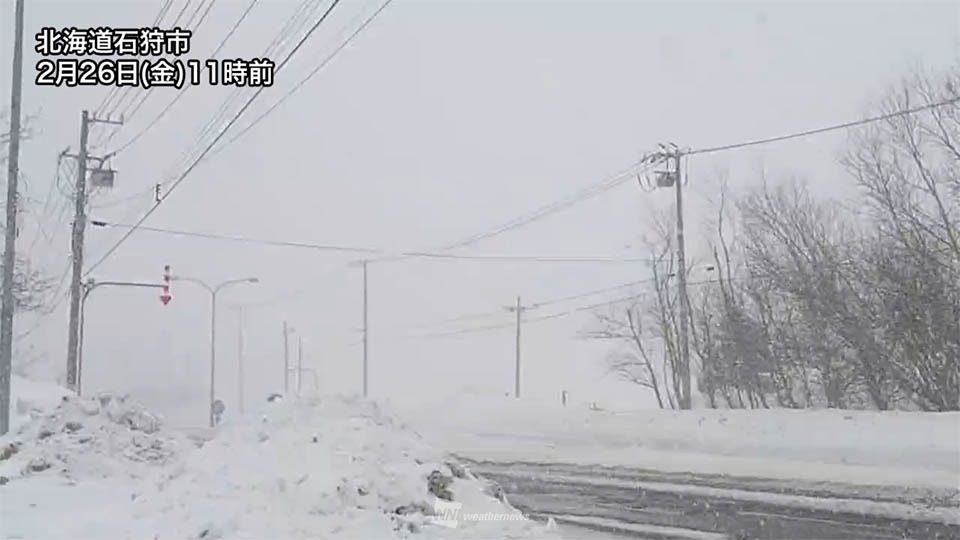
[589,67,960,411]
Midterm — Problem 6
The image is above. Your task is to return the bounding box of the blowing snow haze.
[0,1,959,539]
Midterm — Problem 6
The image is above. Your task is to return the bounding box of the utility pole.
[505,296,526,399]
[297,335,303,395]
[0,0,26,436]
[638,144,692,409]
[64,110,122,392]
[361,260,368,397]
[672,149,691,410]
[236,306,245,414]
[282,321,291,394]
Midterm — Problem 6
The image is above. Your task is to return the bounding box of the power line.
[83,0,346,277]
[97,0,223,150]
[116,0,220,124]
[103,0,260,158]
[100,0,198,120]
[365,155,666,266]
[688,96,960,156]
[216,0,395,153]
[400,275,659,331]
[87,219,653,263]
[371,96,960,269]
[93,0,180,119]
[166,0,323,174]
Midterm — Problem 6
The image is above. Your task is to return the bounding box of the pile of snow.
[399,394,960,489]
[5,374,71,435]
[1,381,187,483]
[115,396,557,539]
[1,378,560,540]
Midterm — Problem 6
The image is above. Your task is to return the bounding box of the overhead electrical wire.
[83,0,345,277]
[400,275,661,331]
[94,0,183,119]
[151,0,175,26]
[104,0,260,158]
[87,219,652,263]
[214,0,395,154]
[166,0,323,174]
[106,0,220,133]
[368,95,960,268]
[97,0,221,149]
[98,0,198,120]
[688,96,960,156]
[362,156,666,266]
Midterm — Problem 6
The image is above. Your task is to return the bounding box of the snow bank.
[114,395,558,539]
[0,378,186,482]
[1,380,560,540]
[400,394,960,489]
[5,374,71,435]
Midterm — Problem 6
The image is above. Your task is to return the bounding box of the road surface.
[463,459,960,540]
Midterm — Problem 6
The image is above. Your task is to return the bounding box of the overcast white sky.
[1,0,957,425]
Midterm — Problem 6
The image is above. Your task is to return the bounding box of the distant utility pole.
[297,335,303,395]
[282,321,293,394]
[504,296,528,399]
[0,0,26,436]
[641,144,692,410]
[64,110,122,392]
[235,306,245,413]
[362,260,368,397]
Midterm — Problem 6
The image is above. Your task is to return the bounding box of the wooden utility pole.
[64,110,121,391]
[672,149,691,410]
[504,296,527,399]
[0,0,26,436]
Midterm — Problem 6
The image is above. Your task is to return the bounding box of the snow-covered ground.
[0,376,564,540]
[396,392,960,490]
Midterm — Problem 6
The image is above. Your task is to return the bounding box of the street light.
[172,276,259,427]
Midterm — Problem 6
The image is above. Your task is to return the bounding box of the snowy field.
[0,376,567,540]
[396,392,960,490]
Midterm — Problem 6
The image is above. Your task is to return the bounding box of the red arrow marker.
[160,294,172,306]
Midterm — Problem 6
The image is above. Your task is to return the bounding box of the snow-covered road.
[469,460,960,539]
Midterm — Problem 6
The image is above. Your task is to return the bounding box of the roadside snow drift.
[0,377,560,540]
[400,393,960,489]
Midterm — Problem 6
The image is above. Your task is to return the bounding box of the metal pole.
[514,295,521,399]
[76,280,164,398]
[0,0,25,436]
[77,284,90,397]
[362,260,368,397]
[674,152,691,410]
[282,320,289,394]
[297,336,303,395]
[209,290,217,427]
[65,110,90,392]
[237,306,244,413]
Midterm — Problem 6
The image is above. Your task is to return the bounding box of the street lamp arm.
[171,275,214,294]
[214,277,259,294]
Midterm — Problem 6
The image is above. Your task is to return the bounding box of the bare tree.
[842,66,960,411]
[585,305,667,408]
[1,110,54,314]
[592,66,960,412]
